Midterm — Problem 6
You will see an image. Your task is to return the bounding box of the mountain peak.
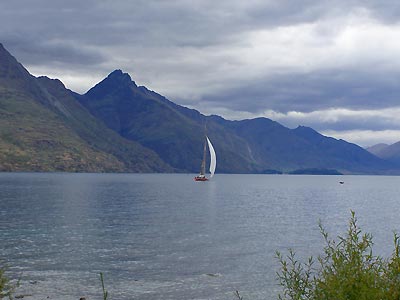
[0,43,10,56]
[0,43,17,63]
[294,125,319,134]
[0,43,18,70]
[0,43,35,87]
[107,69,135,85]
[85,69,137,97]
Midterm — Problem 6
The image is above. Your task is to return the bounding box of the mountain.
[366,143,389,156]
[223,120,393,174]
[79,69,396,174]
[367,142,400,165]
[79,70,255,173]
[0,43,171,172]
[291,126,393,173]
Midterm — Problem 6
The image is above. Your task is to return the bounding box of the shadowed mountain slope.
[0,43,171,172]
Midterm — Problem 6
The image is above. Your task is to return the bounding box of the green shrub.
[276,211,400,300]
[0,264,14,299]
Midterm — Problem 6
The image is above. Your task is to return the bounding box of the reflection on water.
[1,173,400,299]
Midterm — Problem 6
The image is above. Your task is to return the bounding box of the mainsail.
[194,135,217,181]
[206,136,216,178]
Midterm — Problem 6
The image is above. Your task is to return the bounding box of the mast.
[200,137,207,176]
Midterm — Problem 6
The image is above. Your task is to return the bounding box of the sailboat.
[194,136,216,181]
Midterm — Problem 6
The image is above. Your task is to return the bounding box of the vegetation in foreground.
[276,211,400,300]
[0,263,17,299]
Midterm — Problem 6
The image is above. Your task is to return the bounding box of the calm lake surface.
[1,173,400,300]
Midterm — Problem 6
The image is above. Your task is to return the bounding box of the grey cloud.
[281,114,400,132]
[0,1,396,61]
[359,0,400,23]
[2,0,397,52]
[4,36,106,67]
[186,67,400,115]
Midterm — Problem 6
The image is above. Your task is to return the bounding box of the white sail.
[206,136,216,178]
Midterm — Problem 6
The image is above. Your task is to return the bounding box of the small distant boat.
[339,181,344,184]
[194,136,216,181]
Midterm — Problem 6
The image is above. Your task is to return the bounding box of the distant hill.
[0,43,171,172]
[288,168,343,175]
[0,43,398,174]
[366,143,389,156]
[366,142,400,166]
[222,119,393,174]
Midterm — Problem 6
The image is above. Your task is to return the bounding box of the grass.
[100,272,108,300]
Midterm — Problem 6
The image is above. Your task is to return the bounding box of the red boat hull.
[194,176,208,181]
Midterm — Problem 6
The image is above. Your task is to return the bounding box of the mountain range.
[1,43,399,174]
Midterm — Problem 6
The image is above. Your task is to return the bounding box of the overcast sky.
[2,0,400,146]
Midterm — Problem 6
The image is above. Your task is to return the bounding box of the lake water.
[1,173,400,300]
